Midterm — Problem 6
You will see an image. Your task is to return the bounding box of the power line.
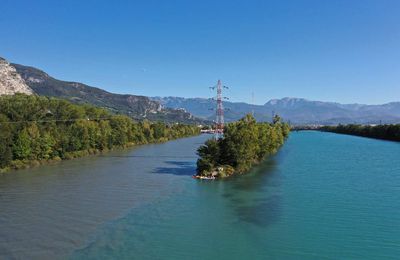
[0,117,116,125]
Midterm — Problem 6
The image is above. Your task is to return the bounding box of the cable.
[0,117,117,125]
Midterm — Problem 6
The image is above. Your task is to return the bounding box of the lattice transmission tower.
[210,80,229,139]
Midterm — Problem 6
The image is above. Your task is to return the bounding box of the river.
[0,132,399,259]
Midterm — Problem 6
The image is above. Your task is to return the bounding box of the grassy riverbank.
[196,114,290,178]
[320,124,400,142]
[0,94,200,173]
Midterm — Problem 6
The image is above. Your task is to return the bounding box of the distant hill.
[0,57,205,124]
[152,96,400,125]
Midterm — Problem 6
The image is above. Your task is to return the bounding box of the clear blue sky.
[1,0,399,104]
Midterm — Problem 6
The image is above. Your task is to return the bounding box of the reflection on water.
[229,158,279,192]
[234,195,281,227]
[107,155,197,159]
[223,158,282,227]
[153,161,196,176]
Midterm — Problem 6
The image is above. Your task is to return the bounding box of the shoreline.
[0,134,200,174]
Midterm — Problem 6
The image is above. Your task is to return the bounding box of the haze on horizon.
[1,0,399,105]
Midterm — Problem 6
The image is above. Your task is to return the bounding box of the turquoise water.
[1,132,400,259]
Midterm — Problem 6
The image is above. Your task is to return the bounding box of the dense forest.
[320,124,400,142]
[0,94,200,172]
[196,114,290,178]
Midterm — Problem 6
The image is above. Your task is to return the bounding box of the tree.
[13,129,32,160]
[0,94,201,171]
[0,115,13,168]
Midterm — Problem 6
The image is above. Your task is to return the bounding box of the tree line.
[320,124,400,142]
[196,114,290,178]
[0,94,200,172]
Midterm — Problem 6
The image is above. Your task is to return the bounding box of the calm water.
[1,132,399,259]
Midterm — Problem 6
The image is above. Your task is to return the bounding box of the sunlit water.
[1,132,399,259]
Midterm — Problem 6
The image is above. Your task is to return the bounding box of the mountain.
[152,96,400,125]
[3,57,398,125]
[0,57,33,95]
[0,57,204,124]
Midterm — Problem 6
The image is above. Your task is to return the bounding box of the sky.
[1,0,399,104]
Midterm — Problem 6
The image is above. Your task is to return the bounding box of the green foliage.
[196,114,290,177]
[320,124,400,142]
[0,94,200,171]
[0,115,13,168]
[13,129,32,160]
[197,138,220,173]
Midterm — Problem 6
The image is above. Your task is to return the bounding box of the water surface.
[1,132,399,259]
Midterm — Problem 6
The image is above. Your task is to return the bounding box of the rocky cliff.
[0,57,33,95]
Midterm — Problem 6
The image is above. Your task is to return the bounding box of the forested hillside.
[0,94,200,172]
[2,58,206,124]
[196,114,290,178]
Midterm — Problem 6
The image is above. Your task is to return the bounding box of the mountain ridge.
[2,57,399,125]
[152,96,400,125]
[0,57,205,124]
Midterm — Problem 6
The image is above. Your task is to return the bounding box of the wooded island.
[196,114,290,178]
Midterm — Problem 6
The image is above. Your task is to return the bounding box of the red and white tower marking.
[211,80,228,139]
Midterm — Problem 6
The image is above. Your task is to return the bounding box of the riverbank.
[0,94,201,173]
[0,135,200,173]
[320,124,400,142]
